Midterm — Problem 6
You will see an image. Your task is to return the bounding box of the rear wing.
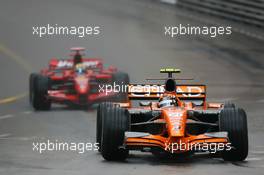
[128,84,206,105]
[49,58,102,69]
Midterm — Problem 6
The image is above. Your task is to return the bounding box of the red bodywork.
[39,58,118,106]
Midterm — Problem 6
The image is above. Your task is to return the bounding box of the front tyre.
[101,105,129,161]
[219,108,248,161]
[29,73,38,104]
[32,74,51,110]
[96,102,115,152]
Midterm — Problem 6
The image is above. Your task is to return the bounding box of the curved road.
[0,0,264,174]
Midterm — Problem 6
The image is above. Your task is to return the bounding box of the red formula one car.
[29,47,129,110]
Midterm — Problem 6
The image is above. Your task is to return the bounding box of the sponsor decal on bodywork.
[56,60,99,68]
[128,84,205,98]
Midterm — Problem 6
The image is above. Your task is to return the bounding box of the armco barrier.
[175,0,264,28]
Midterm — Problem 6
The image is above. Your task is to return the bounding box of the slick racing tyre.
[112,72,129,102]
[29,73,38,104]
[96,102,115,152]
[219,108,248,161]
[101,105,130,161]
[32,74,51,110]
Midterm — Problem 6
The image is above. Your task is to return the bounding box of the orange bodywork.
[117,84,228,154]
[125,106,228,153]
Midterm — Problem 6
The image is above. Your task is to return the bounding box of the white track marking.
[255,145,264,148]
[0,136,39,141]
[0,114,14,120]
[257,99,264,103]
[0,133,11,138]
[246,157,264,161]
[160,0,177,5]
[0,110,33,121]
[21,111,32,115]
[251,151,264,154]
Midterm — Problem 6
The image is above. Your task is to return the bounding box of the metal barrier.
[176,0,264,28]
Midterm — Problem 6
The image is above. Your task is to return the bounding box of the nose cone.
[77,84,89,94]
[164,109,187,137]
[75,76,89,94]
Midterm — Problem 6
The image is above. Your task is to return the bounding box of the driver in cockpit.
[158,77,179,108]
[158,95,178,108]
[75,63,86,75]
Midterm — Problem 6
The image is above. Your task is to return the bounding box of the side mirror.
[108,65,117,72]
[49,58,58,69]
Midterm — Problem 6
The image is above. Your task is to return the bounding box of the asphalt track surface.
[0,0,264,174]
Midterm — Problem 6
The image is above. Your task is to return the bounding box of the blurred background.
[0,0,263,174]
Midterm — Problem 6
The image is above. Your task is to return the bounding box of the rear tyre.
[219,108,248,161]
[112,72,129,102]
[96,102,115,152]
[32,74,51,110]
[101,105,129,161]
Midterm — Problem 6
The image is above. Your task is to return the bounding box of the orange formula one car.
[97,68,248,161]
